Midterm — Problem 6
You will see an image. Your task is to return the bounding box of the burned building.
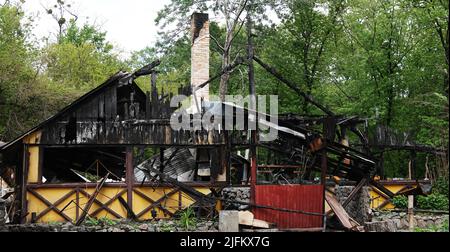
[0,13,383,230]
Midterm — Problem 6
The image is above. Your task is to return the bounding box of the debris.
[238,210,274,229]
[75,173,110,226]
[325,190,362,231]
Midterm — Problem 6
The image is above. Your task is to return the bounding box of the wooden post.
[321,149,327,232]
[159,147,165,173]
[21,145,30,224]
[408,195,414,231]
[151,71,158,118]
[410,151,416,180]
[125,147,134,217]
[247,4,257,208]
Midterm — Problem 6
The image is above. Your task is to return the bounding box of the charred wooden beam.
[75,173,110,225]
[119,60,161,87]
[126,147,134,215]
[247,11,258,208]
[342,177,367,208]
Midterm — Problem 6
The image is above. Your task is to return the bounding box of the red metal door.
[254,184,324,229]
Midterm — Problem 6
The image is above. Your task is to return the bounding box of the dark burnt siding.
[38,78,229,146]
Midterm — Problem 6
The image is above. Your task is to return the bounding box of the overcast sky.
[22,0,171,57]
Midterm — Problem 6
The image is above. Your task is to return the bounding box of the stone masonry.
[365,210,449,232]
[335,185,372,225]
[222,187,250,210]
[191,12,209,108]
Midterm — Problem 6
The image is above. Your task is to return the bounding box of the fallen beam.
[342,177,367,208]
[325,190,361,231]
[75,173,110,225]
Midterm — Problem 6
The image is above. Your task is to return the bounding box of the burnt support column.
[159,147,165,173]
[410,150,416,179]
[247,4,257,208]
[125,147,134,217]
[20,145,30,224]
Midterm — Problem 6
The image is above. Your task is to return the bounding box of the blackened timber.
[342,178,367,208]
[20,146,29,223]
[126,147,134,214]
[75,173,110,225]
[134,60,161,77]
[27,188,73,222]
[144,166,215,204]
[151,71,158,118]
[119,60,161,87]
[247,7,257,208]
[253,56,335,116]
[159,147,165,174]
[370,179,395,198]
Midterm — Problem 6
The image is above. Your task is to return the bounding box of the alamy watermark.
[169,94,279,142]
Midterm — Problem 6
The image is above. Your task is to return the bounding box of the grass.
[177,207,197,231]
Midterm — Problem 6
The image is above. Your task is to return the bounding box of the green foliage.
[42,42,122,89]
[178,207,198,231]
[160,221,175,232]
[61,19,113,54]
[392,195,408,209]
[84,216,100,226]
[433,177,449,197]
[0,2,125,141]
[417,194,449,211]
[85,216,118,226]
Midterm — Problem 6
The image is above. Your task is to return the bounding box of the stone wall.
[335,185,372,224]
[222,187,250,210]
[0,199,6,225]
[0,219,218,232]
[365,210,449,232]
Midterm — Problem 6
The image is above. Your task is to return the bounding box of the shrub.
[417,194,449,211]
[85,216,117,226]
[178,207,197,230]
[392,195,408,209]
[85,217,99,226]
[433,177,449,197]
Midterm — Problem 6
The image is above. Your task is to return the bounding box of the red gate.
[254,184,324,229]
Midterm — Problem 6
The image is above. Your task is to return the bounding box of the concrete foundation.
[219,210,239,232]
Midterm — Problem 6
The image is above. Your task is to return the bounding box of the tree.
[42,0,77,42]
[257,0,345,114]
[155,0,276,100]
[0,2,78,140]
[41,20,124,90]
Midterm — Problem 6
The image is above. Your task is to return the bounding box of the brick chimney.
[191,13,210,106]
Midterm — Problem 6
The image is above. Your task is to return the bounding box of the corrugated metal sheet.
[254,184,324,229]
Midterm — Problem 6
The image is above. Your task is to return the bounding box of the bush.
[417,194,449,211]
[84,216,117,226]
[433,177,449,197]
[392,195,408,209]
[178,207,197,230]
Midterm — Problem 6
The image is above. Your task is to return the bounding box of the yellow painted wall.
[27,147,39,183]
[23,131,42,183]
[26,186,212,223]
[369,184,418,209]
[132,187,210,220]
